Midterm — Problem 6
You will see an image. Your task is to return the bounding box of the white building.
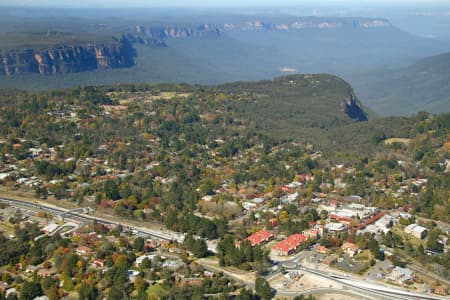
[135,254,157,266]
[325,222,347,232]
[404,224,428,239]
[388,266,413,282]
[42,223,58,234]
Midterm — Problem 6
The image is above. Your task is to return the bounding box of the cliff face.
[0,37,136,76]
[130,24,222,40]
[0,17,392,78]
[223,18,392,31]
[342,93,368,122]
[0,25,221,77]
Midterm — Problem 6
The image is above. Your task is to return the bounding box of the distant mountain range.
[1,14,450,117]
[0,17,396,77]
[350,51,450,115]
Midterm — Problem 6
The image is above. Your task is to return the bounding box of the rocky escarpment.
[123,34,167,47]
[0,36,136,76]
[126,24,222,46]
[342,93,368,122]
[0,17,392,77]
[222,17,392,31]
[0,25,222,77]
[129,24,222,40]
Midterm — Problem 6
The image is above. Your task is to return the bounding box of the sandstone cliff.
[342,93,368,122]
[0,36,136,76]
[0,24,222,77]
[129,24,222,40]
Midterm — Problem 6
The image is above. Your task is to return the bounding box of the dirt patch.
[316,293,361,300]
[197,257,256,285]
[384,138,411,145]
[0,186,78,210]
[270,272,343,291]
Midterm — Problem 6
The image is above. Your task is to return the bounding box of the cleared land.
[384,138,412,145]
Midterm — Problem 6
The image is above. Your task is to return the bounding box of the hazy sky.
[2,0,450,8]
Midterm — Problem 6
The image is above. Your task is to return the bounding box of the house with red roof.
[308,221,316,228]
[359,211,385,230]
[272,234,308,256]
[329,213,353,224]
[317,245,329,254]
[76,246,94,256]
[341,242,359,257]
[91,258,106,268]
[269,218,279,227]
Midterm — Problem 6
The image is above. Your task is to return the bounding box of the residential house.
[317,246,329,254]
[251,197,265,207]
[126,270,140,281]
[37,268,57,278]
[269,218,279,227]
[76,246,94,256]
[162,259,185,270]
[308,221,316,228]
[280,192,298,204]
[92,258,106,268]
[203,271,214,278]
[25,265,39,274]
[341,242,359,257]
[243,202,257,210]
[179,277,203,288]
[388,266,413,282]
[302,229,319,239]
[135,254,157,267]
[313,224,325,236]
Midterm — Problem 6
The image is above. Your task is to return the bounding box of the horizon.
[2,0,450,8]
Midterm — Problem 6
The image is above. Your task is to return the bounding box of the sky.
[2,0,450,8]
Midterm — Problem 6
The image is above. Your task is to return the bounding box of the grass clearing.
[147,283,166,298]
[391,225,426,248]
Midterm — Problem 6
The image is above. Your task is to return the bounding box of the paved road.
[0,196,185,243]
[277,287,377,299]
[282,262,448,300]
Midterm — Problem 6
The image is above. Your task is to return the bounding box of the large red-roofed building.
[329,213,353,224]
[236,230,274,247]
[272,234,308,256]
